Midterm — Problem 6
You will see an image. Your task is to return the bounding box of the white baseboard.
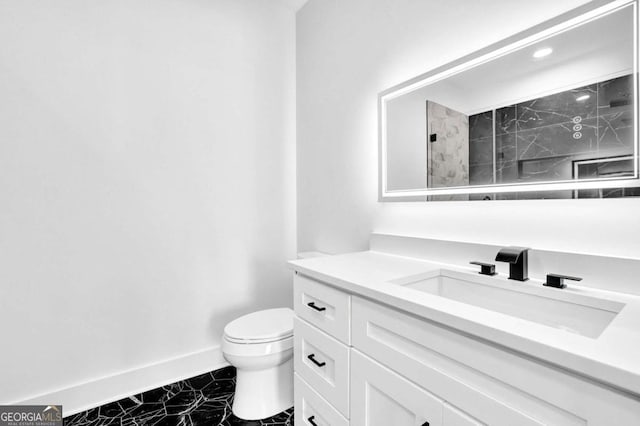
[17,346,229,418]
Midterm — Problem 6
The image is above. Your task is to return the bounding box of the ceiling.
[394,3,634,115]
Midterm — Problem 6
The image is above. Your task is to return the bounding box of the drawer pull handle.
[308,415,319,426]
[421,422,430,426]
[307,353,326,367]
[307,302,326,312]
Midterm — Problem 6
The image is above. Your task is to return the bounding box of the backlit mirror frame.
[379,0,639,201]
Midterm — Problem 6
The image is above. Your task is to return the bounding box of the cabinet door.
[443,403,483,426]
[350,349,443,426]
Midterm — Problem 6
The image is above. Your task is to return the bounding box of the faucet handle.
[470,261,496,276]
[544,273,582,289]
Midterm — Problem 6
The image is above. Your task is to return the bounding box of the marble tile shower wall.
[469,74,635,199]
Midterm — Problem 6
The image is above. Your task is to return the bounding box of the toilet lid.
[224,308,294,343]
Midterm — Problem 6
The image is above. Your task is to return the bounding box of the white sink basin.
[388,269,625,338]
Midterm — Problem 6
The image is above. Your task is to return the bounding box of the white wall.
[0,0,296,406]
[297,0,640,260]
[386,91,427,191]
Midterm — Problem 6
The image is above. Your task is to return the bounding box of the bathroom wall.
[0,0,296,410]
[297,0,640,259]
[385,91,429,191]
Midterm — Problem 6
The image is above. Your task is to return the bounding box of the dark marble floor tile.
[141,385,181,404]
[187,401,232,425]
[64,366,294,426]
[150,415,189,426]
[221,407,294,426]
[164,390,204,416]
[516,84,597,131]
[123,402,166,424]
[184,372,217,390]
[201,380,235,399]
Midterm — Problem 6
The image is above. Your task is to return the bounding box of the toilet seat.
[222,334,293,357]
[223,308,293,344]
[224,333,293,344]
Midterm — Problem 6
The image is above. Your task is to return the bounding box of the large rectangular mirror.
[379,0,639,201]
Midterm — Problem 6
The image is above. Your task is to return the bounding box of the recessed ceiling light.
[576,94,591,102]
[533,47,553,59]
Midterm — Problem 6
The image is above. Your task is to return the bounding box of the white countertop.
[288,250,640,396]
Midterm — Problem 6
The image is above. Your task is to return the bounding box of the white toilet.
[222,307,294,420]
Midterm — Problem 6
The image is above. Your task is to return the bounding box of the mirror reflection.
[383,1,638,200]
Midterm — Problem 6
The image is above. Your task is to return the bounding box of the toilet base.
[232,357,294,420]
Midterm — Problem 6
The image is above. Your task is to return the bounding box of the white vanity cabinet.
[294,318,350,416]
[293,272,640,425]
[350,349,443,426]
[293,273,351,425]
[350,350,483,426]
[294,273,351,344]
[295,374,349,426]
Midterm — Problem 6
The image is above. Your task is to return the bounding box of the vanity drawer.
[351,297,545,426]
[295,373,349,426]
[294,273,350,344]
[294,317,350,417]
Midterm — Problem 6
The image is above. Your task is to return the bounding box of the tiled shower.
[468,74,637,199]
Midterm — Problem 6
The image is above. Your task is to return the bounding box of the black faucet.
[495,246,529,281]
